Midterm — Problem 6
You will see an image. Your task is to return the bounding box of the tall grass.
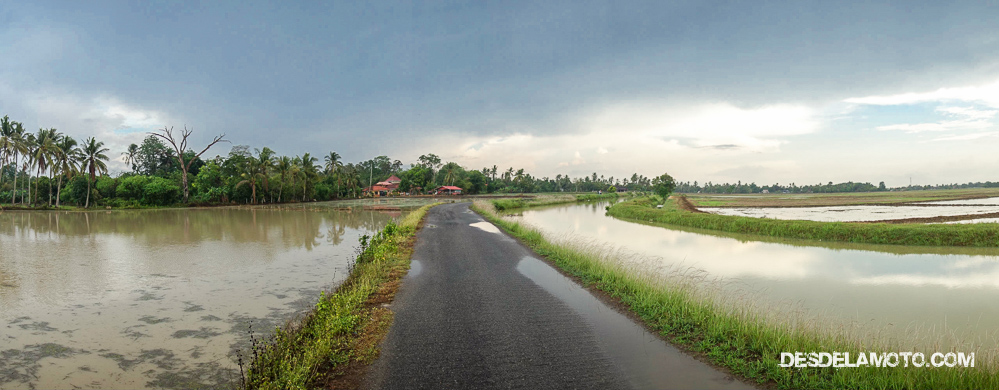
[609,197,999,248]
[241,203,436,390]
[473,200,998,389]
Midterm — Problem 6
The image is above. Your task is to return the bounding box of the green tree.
[53,135,81,207]
[652,173,676,202]
[122,143,139,173]
[81,137,110,208]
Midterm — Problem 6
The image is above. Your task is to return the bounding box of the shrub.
[143,177,181,206]
[117,175,150,201]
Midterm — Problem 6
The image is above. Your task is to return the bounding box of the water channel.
[509,200,999,357]
[0,199,428,389]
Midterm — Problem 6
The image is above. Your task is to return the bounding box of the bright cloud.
[584,102,820,151]
[20,92,172,173]
[876,106,997,133]
[844,80,999,108]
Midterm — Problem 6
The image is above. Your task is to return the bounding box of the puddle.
[408,260,423,278]
[469,221,501,234]
[515,256,749,390]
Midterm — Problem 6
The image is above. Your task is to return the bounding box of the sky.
[2,1,999,187]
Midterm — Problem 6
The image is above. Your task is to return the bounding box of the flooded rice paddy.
[0,199,430,389]
[511,201,999,353]
[701,197,999,222]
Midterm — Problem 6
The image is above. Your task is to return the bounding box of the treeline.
[676,181,884,194]
[1,115,658,208]
[677,180,999,194]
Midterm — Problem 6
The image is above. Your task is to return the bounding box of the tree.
[652,173,676,202]
[150,126,227,203]
[122,143,139,173]
[235,156,263,204]
[255,147,276,202]
[276,155,292,202]
[879,181,887,191]
[53,135,80,207]
[324,151,342,198]
[81,137,109,208]
[299,153,318,201]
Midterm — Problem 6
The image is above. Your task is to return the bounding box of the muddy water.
[0,202,419,390]
[701,197,999,222]
[510,201,999,351]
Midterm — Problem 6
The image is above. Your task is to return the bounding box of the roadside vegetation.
[240,203,435,390]
[490,192,622,211]
[473,200,998,389]
[609,196,999,247]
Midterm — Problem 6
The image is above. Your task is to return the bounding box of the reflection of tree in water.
[0,207,401,252]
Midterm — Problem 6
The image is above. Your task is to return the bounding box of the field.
[685,188,999,208]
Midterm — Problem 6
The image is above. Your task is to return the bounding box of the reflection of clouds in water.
[852,266,999,288]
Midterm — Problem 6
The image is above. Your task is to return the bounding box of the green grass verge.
[471,200,997,389]
[243,203,436,390]
[491,192,621,211]
[609,197,999,247]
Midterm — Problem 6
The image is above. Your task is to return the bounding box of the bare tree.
[150,126,228,203]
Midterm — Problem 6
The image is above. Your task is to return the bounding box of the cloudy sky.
[2,1,999,186]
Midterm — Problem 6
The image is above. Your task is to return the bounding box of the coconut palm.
[324,151,342,198]
[80,137,109,208]
[0,117,26,202]
[299,153,318,201]
[255,147,276,203]
[275,155,292,203]
[235,156,263,204]
[53,135,80,207]
[121,143,139,173]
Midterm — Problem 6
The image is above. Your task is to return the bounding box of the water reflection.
[512,201,999,350]
[0,202,415,390]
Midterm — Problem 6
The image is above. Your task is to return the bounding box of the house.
[434,186,462,195]
[374,175,403,193]
[363,185,390,196]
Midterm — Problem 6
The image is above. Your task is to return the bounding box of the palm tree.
[80,137,109,208]
[275,155,292,203]
[299,153,318,201]
[32,128,62,205]
[54,135,80,207]
[235,156,263,204]
[121,143,139,173]
[255,147,276,203]
[324,151,342,198]
[0,117,24,202]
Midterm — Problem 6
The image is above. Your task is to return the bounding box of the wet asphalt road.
[364,203,755,390]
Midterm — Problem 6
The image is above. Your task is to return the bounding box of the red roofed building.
[374,175,403,193]
[434,186,462,195]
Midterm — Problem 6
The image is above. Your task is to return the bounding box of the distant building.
[761,189,769,194]
[434,186,462,195]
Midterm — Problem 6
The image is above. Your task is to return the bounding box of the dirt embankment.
[672,195,706,213]
[864,212,999,224]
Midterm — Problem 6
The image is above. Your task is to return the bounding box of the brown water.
[510,201,999,353]
[0,200,427,390]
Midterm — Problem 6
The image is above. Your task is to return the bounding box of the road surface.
[364,202,754,389]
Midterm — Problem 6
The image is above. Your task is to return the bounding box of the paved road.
[364,203,754,389]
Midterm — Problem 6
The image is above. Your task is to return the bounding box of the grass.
[490,192,621,211]
[685,188,999,208]
[241,203,436,390]
[472,200,998,389]
[608,197,999,247]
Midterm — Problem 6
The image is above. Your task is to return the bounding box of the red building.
[434,186,462,195]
